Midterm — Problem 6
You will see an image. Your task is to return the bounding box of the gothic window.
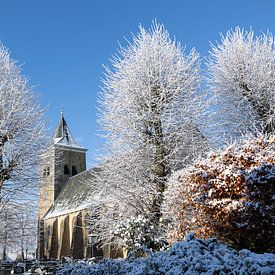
[72,165,77,176]
[64,164,70,175]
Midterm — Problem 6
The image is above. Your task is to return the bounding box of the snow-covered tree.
[207,27,274,140]
[0,44,46,211]
[91,22,209,249]
[16,204,37,260]
[0,202,37,260]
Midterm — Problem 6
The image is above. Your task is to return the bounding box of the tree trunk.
[21,245,25,260]
[240,83,273,134]
[3,244,7,260]
[264,110,274,134]
[0,143,4,191]
[0,134,10,190]
[150,85,168,223]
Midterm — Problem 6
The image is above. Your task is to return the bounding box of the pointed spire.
[53,111,86,150]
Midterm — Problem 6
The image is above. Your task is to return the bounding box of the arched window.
[64,164,70,175]
[72,166,77,176]
[47,167,50,176]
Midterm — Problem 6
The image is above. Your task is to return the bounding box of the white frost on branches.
[90,22,209,249]
[0,44,46,206]
[0,43,45,258]
[0,202,37,259]
[207,27,275,141]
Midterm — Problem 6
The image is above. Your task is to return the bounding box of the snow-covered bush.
[163,135,275,253]
[111,215,167,252]
[58,234,275,275]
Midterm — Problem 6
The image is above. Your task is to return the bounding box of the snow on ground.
[58,234,275,275]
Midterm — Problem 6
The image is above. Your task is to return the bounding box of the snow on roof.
[44,167,103,219]
[52,111,86,151]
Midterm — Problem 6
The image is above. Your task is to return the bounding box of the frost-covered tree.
[91,22,209,249]
[0,44,46,211]
[207,27,274,140]
[0,202,37,259]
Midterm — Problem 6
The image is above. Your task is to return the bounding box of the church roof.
[44,167,104,219]
[53,111,87,151]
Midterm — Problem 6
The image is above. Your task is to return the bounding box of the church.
[37,112,122,260]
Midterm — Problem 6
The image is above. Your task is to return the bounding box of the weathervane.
[61,104,64,116]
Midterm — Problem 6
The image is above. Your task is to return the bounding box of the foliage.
[163,135,275,253]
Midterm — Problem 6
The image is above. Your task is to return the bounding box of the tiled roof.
[44,167,103,219]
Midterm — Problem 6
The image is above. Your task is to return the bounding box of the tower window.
[43,167,50,176]
[72,166,77,176]
[64,164,70,175]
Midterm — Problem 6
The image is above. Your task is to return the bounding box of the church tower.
[37,111,87,259]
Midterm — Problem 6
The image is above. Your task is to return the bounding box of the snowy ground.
[58,234,275,274]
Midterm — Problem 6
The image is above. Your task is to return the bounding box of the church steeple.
[38,111,87,259]
[38,110,87,218]
[53,111,86,150]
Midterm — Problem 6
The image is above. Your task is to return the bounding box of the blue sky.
[0,0,274,166]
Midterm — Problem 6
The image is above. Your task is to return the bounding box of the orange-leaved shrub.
[162,135,275,253]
